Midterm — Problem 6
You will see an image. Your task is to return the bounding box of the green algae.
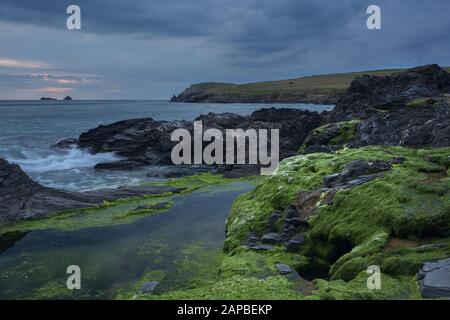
[0,195,175,235]
[0,173,257,237]
[220,146,450,299]
[115,241,311,300]
[114,146,449,300]
[298,120,360,153]
[310,272,421,300]
[146,275,303,300]
[406,98,436,108]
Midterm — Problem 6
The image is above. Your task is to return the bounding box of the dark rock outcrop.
[417,258,450,298]
[51,138,78,149]
[302,65,450,153]
[63,96,72,101]
[0,157,183,223]
[70,108,322,173]
[328,64,450,122]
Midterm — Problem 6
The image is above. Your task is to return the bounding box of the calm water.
[0,100,331,191]
[0,183,253,299]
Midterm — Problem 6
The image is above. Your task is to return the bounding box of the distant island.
[171,66,450,104]
[40,96,73,101]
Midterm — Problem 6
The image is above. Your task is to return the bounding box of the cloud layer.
[0,0,449,99]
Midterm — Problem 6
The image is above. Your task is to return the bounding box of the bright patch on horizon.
[0,58,49,69]
[35,87,73,93]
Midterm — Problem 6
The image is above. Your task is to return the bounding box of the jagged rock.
[417,258,450,298]
[73,108,322,172]
[280,224,298,243]
[328,64,450,122]
[244,232,259,248]
[301,65,450,153]
[284,205,299,219]
[51,138,78,149]
[139,281,159,294]
[261,233,281,245]
[0,157,183,223]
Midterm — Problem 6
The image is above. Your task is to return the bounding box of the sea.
[0,100,332,191]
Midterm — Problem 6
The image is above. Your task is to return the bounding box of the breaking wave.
[4,147,121,173]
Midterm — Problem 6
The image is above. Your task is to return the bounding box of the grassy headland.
[171,67,450,104]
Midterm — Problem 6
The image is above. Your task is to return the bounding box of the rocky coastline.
[1,64,450,299]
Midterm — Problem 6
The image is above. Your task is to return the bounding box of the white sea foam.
[7,147,121,173]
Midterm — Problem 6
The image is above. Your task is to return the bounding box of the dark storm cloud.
[0,0,450,99]
[1,0,449,67]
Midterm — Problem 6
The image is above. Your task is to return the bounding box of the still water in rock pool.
[0,182,253,299]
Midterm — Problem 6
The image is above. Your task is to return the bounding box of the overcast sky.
[0,0,449,99]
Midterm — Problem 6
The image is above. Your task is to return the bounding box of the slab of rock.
[417,258,450,298]
[261,233,281,245]
[276,263,294,275]
[139,281,159,294]
[248,244,273,251]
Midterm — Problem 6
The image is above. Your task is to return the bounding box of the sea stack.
[63,96,73,100]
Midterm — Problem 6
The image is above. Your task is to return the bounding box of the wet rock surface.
[0,157,183,223]
[418,258,450,298]
[62,108,322,176]
[323,159,403,189]
[275,263,294,275]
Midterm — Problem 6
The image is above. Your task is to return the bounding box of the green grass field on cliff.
[182,67,450,97]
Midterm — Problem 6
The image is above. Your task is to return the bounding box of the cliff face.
[171,87,341,104]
